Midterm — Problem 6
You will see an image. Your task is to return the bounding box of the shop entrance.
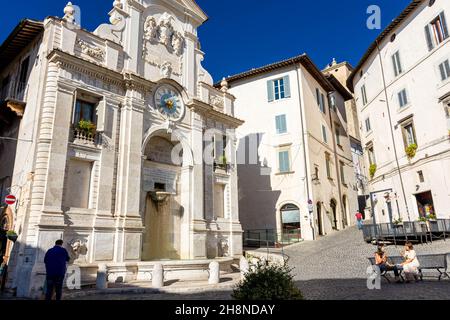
[415,191,435,218]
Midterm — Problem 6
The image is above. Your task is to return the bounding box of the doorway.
[280,204,301,240]
[330,199,338,230]
[342,195,349,228]
[316,202,324,236]
[415,191,435,218]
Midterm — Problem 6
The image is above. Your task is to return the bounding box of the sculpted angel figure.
[159,19,174,47]
[172,32,184,55]
[144,17,158,41]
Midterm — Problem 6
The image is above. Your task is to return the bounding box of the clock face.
[154,85,184,121]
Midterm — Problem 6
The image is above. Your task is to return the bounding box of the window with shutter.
[322,125,327,143]
[278,150,290,173]
[275,115,287,134]
[439,59,450,81]
[398,89,409,108]
[361,85,368,105]
[267,80,275,102]
[426,11,449,50]
[392,51,403,77]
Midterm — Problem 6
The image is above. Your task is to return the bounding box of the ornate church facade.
[0,0,243,297]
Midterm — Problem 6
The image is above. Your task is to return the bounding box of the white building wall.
[352,0,450,223]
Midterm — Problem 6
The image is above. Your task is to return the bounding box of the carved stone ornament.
[218,238,229,257]
[63,2,76,24]
[210,95,224,109]
[142,13,185,56]
[160,61,172,78]
[77,39,105,61]
[69,239,88,261]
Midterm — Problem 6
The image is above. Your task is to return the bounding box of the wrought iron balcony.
[0,81,27,118]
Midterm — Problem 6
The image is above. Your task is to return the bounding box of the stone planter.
[7,234,18,242]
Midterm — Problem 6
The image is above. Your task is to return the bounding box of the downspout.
[295,66,315,240]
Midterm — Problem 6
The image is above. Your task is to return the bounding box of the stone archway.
[330,199,338,230]
[342,195,349,228]
[141,132,185,261]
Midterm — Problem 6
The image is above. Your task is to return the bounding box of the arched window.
[280,204,300,231]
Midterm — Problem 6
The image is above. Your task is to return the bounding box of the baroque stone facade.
[0,0,243,298]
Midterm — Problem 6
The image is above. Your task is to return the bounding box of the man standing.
[44,240,70,300]
[355,211,364,230]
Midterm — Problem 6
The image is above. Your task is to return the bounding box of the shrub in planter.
[6,230,18,242]
[369,164,377,179]
[405,143,418,159]
[418,216,427,223]
[77,120,96,136]
[232,262,303,300]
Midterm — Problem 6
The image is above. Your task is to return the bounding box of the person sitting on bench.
[375,245,402,283]
[400,242,420,282]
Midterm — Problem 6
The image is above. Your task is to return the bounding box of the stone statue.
[172,32,184,55]
[218,238,229,257]
[143,17,158,41]
[63,2,76,24]
[69,239,88,262]
[159,19,174,47]
[160,61,172,78]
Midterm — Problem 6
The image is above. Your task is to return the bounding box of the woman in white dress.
[400,242,420,282]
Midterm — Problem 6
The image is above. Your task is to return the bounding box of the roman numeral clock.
[154,84,185,122]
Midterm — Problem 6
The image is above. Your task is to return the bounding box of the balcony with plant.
[73,119,98,145]
[405,143,418,159]
[214,155,230,173]
[369,164,377,179]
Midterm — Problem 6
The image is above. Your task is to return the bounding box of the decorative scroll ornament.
[210,95,224,109]
[142,14,185,56]
[78,39,105,61]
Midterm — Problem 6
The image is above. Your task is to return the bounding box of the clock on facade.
[154,85,184,121]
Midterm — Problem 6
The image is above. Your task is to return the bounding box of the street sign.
[308,200,314,213]
[5,195,16,206]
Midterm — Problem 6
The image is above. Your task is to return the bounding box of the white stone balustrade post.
[152,263,164,288]
[96,264,108,289]
[208,261,220,285]
[239,256,249,280]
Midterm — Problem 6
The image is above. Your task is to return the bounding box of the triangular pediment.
[171,0,208,23]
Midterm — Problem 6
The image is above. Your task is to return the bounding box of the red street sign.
[5,195,16,206]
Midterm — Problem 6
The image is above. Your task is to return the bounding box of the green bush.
[405,143,418,159]
[369,164,377,179]
[232,262,303,300]
[77,120,96,135]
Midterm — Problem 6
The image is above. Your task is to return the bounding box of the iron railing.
[243,228,302,248]
[361,219,450,245]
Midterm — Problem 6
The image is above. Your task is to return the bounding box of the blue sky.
[1,0,411,81]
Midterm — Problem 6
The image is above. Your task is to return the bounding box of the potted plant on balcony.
[77,119,96,139]
[369,164,377,179]
[393,218,403,227]
[418,216,427,225]
[405,143,418,159]
[426,214,437,222]
[6,230,18,242]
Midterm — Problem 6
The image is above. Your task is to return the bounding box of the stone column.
[114,84,145,262]
[190,111,207,259]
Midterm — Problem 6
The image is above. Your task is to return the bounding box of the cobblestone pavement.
[285,226,450,300]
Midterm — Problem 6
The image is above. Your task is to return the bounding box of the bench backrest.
[417,254,447,269]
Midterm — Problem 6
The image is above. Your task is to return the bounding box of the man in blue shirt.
[44,240,70,300]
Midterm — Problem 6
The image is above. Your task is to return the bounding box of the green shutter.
[440,11,449,39]
[283,75,291,98]
[267,80,274,102]
[425,25,434,51]
[439,62,447,81]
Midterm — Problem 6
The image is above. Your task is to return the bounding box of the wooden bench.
[368,253,449,282]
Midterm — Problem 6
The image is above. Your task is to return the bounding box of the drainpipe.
[375,39,411,222]
[295,66,315,240]
[328,92,345,230]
